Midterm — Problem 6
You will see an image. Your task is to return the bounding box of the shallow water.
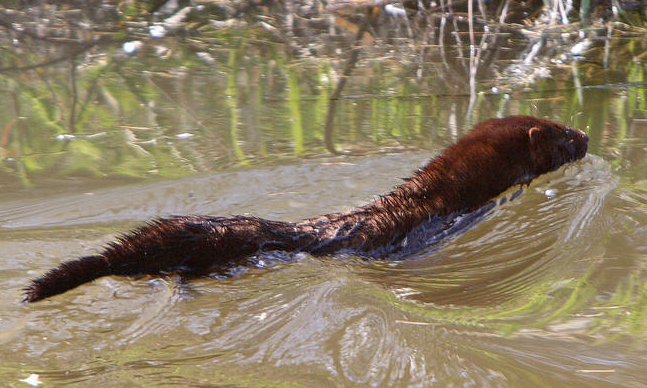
[2,3,647,387]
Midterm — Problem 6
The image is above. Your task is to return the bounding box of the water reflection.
[1,2,646,196]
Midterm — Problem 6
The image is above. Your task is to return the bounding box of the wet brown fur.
[24,116,588,303]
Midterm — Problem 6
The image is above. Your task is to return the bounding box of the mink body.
[24,116,589,303]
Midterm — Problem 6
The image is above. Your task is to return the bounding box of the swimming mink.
[24,116,589,303]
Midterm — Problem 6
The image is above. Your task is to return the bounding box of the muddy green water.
[1,9,647,388]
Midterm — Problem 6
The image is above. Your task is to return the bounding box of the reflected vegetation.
[2,1,647,387]
[2,0,646,191]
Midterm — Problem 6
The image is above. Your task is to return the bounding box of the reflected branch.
[0,37,112,73]
[69,59,77,133]
[0,18,100,45]
[76,62,114,123]
[323,15,368,154]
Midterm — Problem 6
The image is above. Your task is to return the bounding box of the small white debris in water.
[154,45,169,57]
[19,374,42,386]
[56,134,75,140]
[491,86,499,93]
[385,4,406,17]
[164,7,193,29]
[258,21,278,33]
[571,39,592,56]
[545,189,558,198]
[196,52,215,64]
[210,19,237,29]
[175,133,194,139]
[395,319,435,325]
[149,25,166,38]
[123,40,143,54]
[86,132,107,139]
[255,312,267,321]
[139,139,157,145]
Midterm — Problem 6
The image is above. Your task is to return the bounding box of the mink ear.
[528,126,541,150]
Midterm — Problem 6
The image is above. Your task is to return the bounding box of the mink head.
[525,118,588,175]
[470,116,588,177]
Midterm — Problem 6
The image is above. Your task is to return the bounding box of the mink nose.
[566,127,588,143]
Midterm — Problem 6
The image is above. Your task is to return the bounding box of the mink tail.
[23,217,222,303]
[23,216,309,303]
[23,255,111,303]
